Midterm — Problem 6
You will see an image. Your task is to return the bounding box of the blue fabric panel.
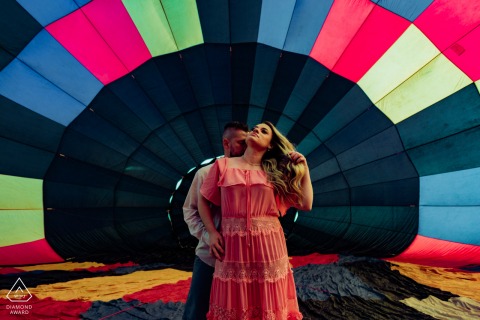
[257,0,296,49]
[420,167,480,206]
[229,0,262,43]
[375,0,433,22]
[284,0,334,55]
[196,0,230,43]
[419,206,480,245]
[19,30,103,106]
[17,0,80,26]
[0,59,85,125]
[169,116,205,164]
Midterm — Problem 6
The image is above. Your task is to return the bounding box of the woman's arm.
[198,193,224,261]
[290,151,313,211]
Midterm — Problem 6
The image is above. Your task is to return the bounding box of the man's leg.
[183,256,214,320]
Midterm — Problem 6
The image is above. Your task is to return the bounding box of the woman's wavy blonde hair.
[261,121,307,206]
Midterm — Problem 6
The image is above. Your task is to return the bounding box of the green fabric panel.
[408,126,480,176]
[0,174,43,209]
[358,25,438,103]
[122,0,178,56]
[376,54,472,124]
[397,84,480,149]
[0,209,44,246]
[161,0,203,50]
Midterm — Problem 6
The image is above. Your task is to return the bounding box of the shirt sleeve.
[200,159,222,206]
[183,166,210,240]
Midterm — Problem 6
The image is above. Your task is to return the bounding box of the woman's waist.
[220,216,281,230]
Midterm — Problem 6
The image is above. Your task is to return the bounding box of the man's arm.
[183,167,209,242]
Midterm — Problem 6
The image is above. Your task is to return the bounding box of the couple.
[183,121,313,320]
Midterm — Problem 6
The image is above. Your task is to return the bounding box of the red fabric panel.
[73,262,138,273]
[0,239,63,266]
[123,278,192,303]
[331,5,410,82]
[388,235,480,268]
[290,253,339,268]
[0,296,91,319]
[443,26,480,81]
[310,0,375,71]
[415,0,480,52]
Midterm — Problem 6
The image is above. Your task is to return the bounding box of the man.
[182,121,248,320]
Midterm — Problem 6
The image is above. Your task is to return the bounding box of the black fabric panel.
[205,44,232,104]
[313,189,350,206]
[45,207,125,259]
[263,51,308,123]
[0,0,42,70]
[312,172,349,194]
[115,176,171,207]
[344,152,418,188]
[398,83,480,149]
[325,107,393,155]
[408,125,480,176]
[58,129,128,172]
[0,95,64,152]
[108,75,167,131]
[289,73,355,142]
[351,178,419,206]
[199,105,225,157]
[305,144,334,168]
[68,110,140,156]
[345,206,418,256]
[229,0,262,43]
[0,137,55,178]
[154,53,198,114]
[337,126,403,171]
[231,43,257,105]
[181,45,215,108]
[196,0,230,43]
[89,87,152,143]
[132,58,180,121]
[115,207,174,248]
[168,116,205,164]
[314,84,374,141]
[183,110,215,160]
[250,44,281,108]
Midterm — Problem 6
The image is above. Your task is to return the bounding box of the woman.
[198,121,313,319]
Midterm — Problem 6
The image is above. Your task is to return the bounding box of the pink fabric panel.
[443,26,480,81]
[82,0,151,72]
[388,235,480,268]
[310,0,375,71]
[331,5,410,82]
[0,239,63,266]
[46,8,128,85]
[415,0,480,52]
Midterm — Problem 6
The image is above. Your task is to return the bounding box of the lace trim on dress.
[207,304,303,320]
[214,257,292,283]
[221,217,282,237]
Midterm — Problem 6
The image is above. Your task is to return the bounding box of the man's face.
[228,129,247,157]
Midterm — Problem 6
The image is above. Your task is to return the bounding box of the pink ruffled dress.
[200,158,302,320]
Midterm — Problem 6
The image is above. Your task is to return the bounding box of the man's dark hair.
[223,121,248,133]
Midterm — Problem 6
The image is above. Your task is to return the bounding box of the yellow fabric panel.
[375,54,472,124]
[122,0,178,56]
[401,296,480,320]
[3,268,192,301]
[391,261,480,302]
[358,25,439,104]
[0,174,42,209]
[19,262,106,272]
[0,210,44,246]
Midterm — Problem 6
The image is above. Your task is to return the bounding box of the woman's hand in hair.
[289,151,307,165]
